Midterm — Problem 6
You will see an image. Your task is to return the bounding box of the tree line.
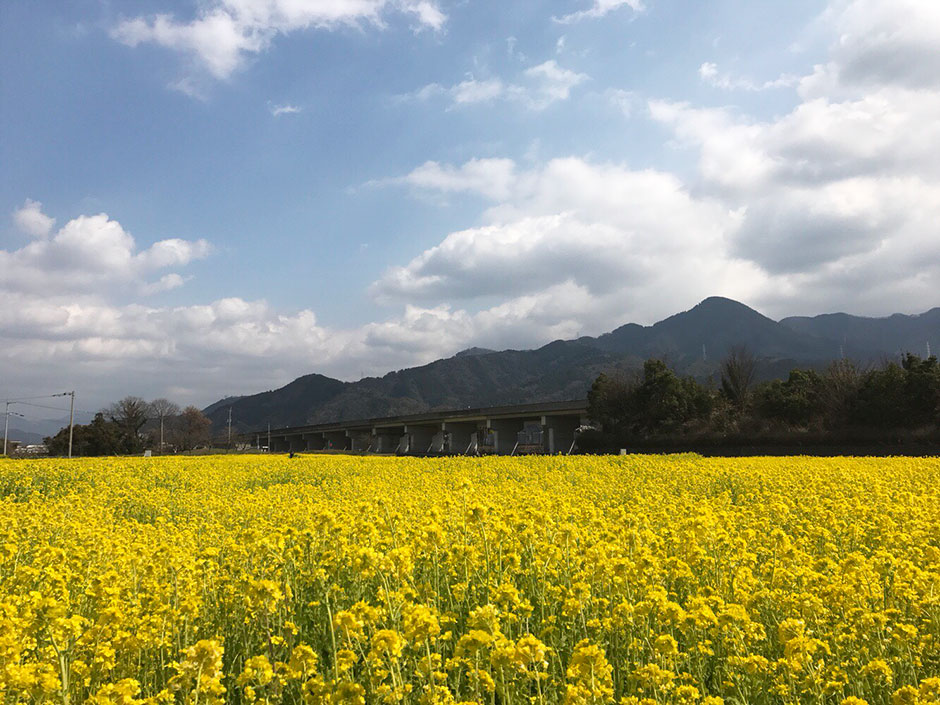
[45,397,212,456]
[584,350,940,451]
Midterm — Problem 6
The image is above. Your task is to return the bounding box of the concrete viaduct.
[257,400,590,456]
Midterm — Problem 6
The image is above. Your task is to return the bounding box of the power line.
[11,401,72,413]
[4,400,95,415]
[1,393,72,403]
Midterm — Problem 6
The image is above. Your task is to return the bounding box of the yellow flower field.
[1,454,938,705]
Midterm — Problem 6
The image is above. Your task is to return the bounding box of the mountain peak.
[455,347,496,358]
[690,296,765,316]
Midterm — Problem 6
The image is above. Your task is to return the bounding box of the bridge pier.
[403,424,437,454]
[542,414,582,454]
[487,419,523,455]
[322,431,347,450]
[372,426,403,453]
[304,432,326,451]
[443,421,477,454]
[348,430,371,452]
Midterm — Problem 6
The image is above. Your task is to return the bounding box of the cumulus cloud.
[378,0,940,333]
[373,156,759,317]
[13,199,55,238]
[554,0,645,24]
[648,0,940,311]
[407,60,588,110]
[810,0,940,94]
[112,0,445,84]
[0,204,210,296]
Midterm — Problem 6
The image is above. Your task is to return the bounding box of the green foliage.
[588,359,713,436]
[851,354,940,428]
[590,353,939,445]
[45,413,125,457]
[587,372,638,431]
[634,359,713,432]
[754,369,823,427]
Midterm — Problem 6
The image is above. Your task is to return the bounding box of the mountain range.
[204,297,938,433]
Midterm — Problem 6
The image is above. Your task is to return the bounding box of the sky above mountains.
[1,0,939,411]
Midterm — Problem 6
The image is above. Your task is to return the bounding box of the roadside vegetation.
[584,352,940,453]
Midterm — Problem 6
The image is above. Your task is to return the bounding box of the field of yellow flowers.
[1,454,938,705]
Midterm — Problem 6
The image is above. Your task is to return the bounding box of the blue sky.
[2,0,938,410]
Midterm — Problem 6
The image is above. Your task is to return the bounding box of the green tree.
[754,369,822,427]
[45,413,123,457]
[851,354,939,429]
[632,359,713,433]
[587,372,639,431]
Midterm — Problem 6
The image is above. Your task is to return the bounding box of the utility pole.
[3,404,25,456]
[3,401,10,457]
[52,391,75,458]
[68,391,74,459]
[267,423,271,452]
[227,407,233,451]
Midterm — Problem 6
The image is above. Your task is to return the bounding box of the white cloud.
[397,158,518,200]
[112,0,446,83]
[271,103,301,116]
[13,199,55,239]
[647,0,940,312]
[451,78,506,105]
[140,273,190,295]
[813,0,940,93]
[698,62,798,91]
[375,0,940,337]
[373,156,758,312]
[523,60,588,107]
[0,204,210,296]
[554,0,645,25]
[606,88,636,117]
[406,60,588,110]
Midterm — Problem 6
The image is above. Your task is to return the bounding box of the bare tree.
[720,345,757,410]
[820,358,862,426]
[172,406,211,451]
[106,396,152,453]
[149,398,180,452]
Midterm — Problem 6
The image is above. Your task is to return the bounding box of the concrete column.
[347,430,370,452]
[442,421,477,454]
[487,418,523,455]
[304,433,326,451]
[323,431,347,450]
[429,430,446,454]
[372,429,402,453]
[542,415,580,454]
[404,425,436,454]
